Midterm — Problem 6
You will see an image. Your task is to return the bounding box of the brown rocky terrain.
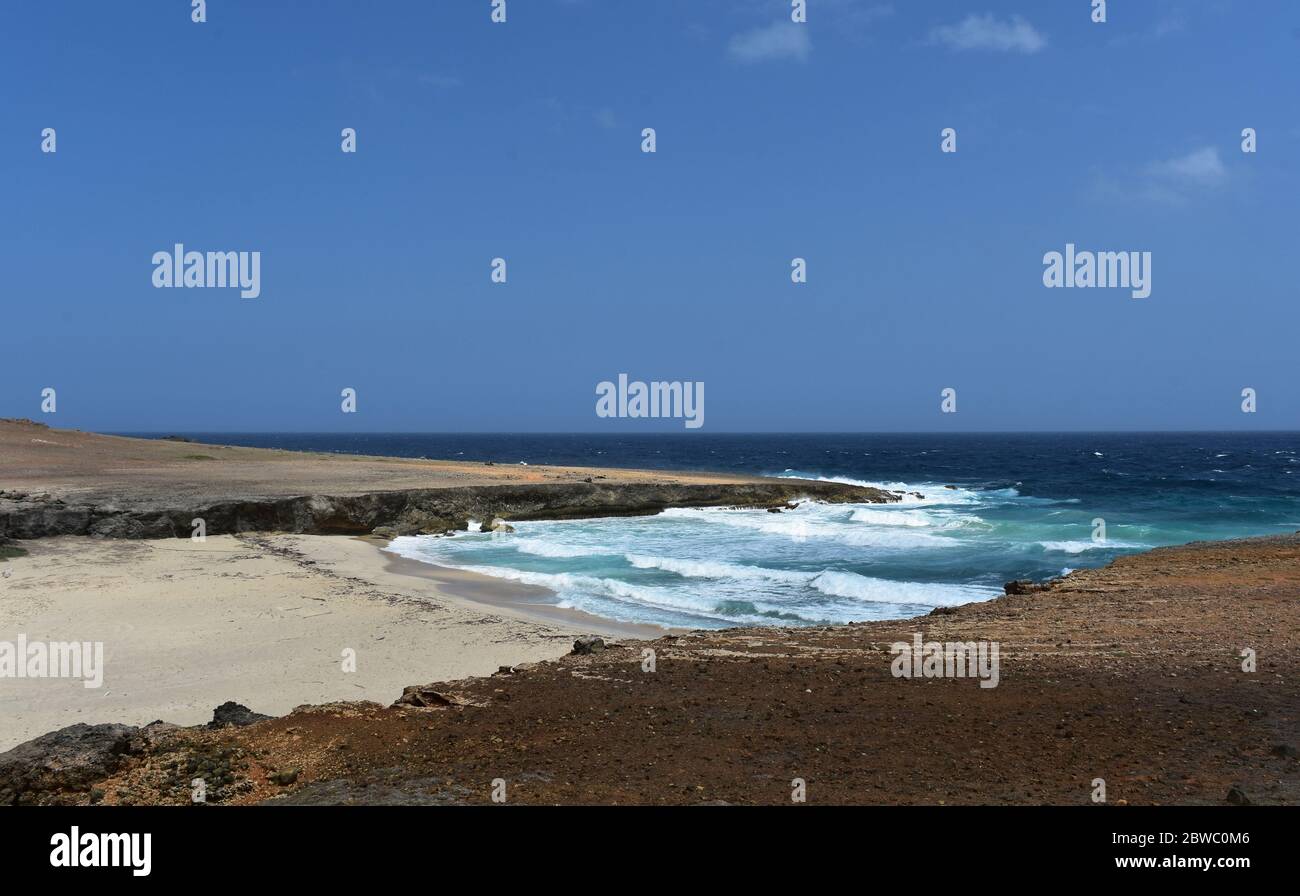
[5,534,1297,806]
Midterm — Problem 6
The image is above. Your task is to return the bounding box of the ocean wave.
[809,571,996,607]
[774,471,1015,506]
[1037,539,1144,554]
[658,505,948,548]
[625,554,811,584]
[847,508,933,527]
[512,538,601,559]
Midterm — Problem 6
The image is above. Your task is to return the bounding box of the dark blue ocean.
[134,433,1300,629]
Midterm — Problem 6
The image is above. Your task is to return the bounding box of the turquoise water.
[372,433,1300,629]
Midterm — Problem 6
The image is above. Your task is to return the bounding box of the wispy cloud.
[721,1,890,61]
[1092,145,1230,206]
[1109,14,1187,47]
[1147,146,1227,187]
[727,21,811,63]
[928,13,1046,54]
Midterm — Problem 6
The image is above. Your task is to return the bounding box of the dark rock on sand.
[572,636,606,655]
[208,702,271,729]
[0,723,140,806]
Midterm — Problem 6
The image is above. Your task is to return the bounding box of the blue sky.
[3,0,1298,432]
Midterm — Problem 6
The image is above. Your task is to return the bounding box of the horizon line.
[106,429,1300,437]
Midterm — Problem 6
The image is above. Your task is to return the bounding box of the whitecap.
[808,571,996,607]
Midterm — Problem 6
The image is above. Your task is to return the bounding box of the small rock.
[394,686,467,708]
[1004,580,1052,596]
[572,636,606,655]
[1225,784,1252,805]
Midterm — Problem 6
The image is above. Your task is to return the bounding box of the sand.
[0,534,658,751]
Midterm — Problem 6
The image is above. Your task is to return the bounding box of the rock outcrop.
[208,702,271,729]
[0,723,141,806]
[0,480,898,541]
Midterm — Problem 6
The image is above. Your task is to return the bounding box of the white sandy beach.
[0,534,658,751]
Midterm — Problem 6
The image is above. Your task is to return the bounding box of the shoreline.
[372,538,673,640]
[0,534,583,751]
[0,531,666,752]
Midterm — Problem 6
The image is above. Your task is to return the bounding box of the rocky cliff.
[0,479,897,540]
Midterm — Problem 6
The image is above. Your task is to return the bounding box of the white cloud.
[1147,146,1227,186]
[928,13,1046,54]
[727,22,812,63]
[1091,146,1231,206]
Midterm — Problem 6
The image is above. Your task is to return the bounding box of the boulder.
[572,636,606,656]
[0,723,140,806]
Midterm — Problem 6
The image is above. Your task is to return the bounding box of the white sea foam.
[626,554,811,584]
[1037,539,1143,554]
[658,505,949,548]
[848,508,933,527]
[774,472,1011,507]
[809,571,995,607]
[385,468,1122,629]
[512,538,600,559]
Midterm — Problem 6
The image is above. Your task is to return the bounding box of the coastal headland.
[0,419,896,539]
